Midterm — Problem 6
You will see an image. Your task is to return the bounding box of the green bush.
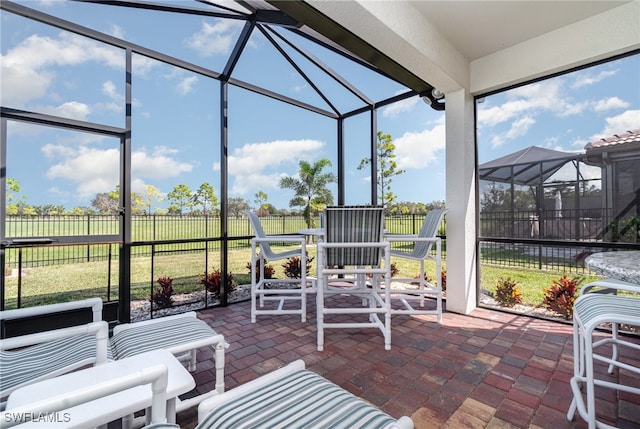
[495,277,523,307]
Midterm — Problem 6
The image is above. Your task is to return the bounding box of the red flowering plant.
[282,256,315,279]
[200,269,236,296]
[542,275,579,319]
[246,259,275,282]
[151,276,174,309]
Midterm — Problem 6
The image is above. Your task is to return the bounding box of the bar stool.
[567,292,640,428]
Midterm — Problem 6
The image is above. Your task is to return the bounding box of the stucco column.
[445,88,477,315]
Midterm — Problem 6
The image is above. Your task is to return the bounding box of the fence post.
[107,243,112,302]
[86,215,91,262]
[17,248,23,308]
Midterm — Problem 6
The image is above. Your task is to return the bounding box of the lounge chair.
[386,209,447,322]
[196,359,414,429]
[244,210,310,322]
[1,298,227,413]
[1,361,170,428]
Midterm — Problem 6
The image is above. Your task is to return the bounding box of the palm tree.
[280,159,337,228]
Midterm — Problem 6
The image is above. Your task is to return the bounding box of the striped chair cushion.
[324,206,384,267]
[574,294,640,327]
[0,333,112,394]
[196,369,399,429]
[110,316,219,360]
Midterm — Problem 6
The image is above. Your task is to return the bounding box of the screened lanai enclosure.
[0,0,446,323]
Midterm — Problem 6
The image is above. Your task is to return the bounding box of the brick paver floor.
[174,297,640,428]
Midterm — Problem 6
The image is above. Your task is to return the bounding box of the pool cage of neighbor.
[478,142,640,273]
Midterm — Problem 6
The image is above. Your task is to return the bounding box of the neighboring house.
[585,129,640,242]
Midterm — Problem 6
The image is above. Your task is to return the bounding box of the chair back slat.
[324,206,384,266]
[244,210,277,260]
[410,209,448,258]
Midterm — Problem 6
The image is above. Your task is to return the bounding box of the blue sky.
[1,1,639,213]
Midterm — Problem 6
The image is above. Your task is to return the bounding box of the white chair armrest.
[0,298,103,323]
[581,278,640,295]
[1,364,168,428]
[251,235,305,244]
[1,321,109,365]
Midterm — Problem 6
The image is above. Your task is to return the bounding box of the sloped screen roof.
[479,146,581,186]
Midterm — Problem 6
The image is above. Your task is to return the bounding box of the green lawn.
[3,243,602,312]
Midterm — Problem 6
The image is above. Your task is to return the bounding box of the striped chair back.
[244,210,278,260]
[323,206,385,266]
[409,209,448,258]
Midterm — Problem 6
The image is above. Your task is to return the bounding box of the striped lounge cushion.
[196,369,399,429]
[0,333,112,394]
[110,316,218,360]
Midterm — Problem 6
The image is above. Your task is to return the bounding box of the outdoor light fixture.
[420,88,446,111]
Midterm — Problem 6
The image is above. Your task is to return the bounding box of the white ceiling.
[410,0,632,60]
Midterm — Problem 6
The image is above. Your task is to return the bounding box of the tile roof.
[585,128,640,150]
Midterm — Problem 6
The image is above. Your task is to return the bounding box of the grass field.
[3,242,601,312]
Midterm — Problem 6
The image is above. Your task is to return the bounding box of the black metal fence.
[3,214,442,268]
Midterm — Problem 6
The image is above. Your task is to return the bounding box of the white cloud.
[42,144,193,199]
[382,97,418,118]
[491,116,536,148]
[218,139,325,196]
[394,119,445,169]
[572,69,617,89]
[186,19,243,57]
[45,145,121,198]
[109,24,126,40]
[132,147,193,179]
[593,97,630,112]
[477,76,627,147]
[591,110,640,140]
[177,76,198,95]
[558,101,589,117]
[1,32,124,108]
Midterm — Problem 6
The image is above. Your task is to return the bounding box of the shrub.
[200,269,236,295]
[389,262,399,278]
[246,260,275,281]
[495,277,523,307]
[542,275,579,319]
[282,256,314,279]
[151,276,174,309]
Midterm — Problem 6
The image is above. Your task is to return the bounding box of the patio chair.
[316,205,391,351]
[1,362,169,428]
[0,298,110,403]
[196,359,414,429]
[244,210,310,323]
[566,292,640,429]
[567,278,640,427]
[386,208,447,322]
[1,299,227,413]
